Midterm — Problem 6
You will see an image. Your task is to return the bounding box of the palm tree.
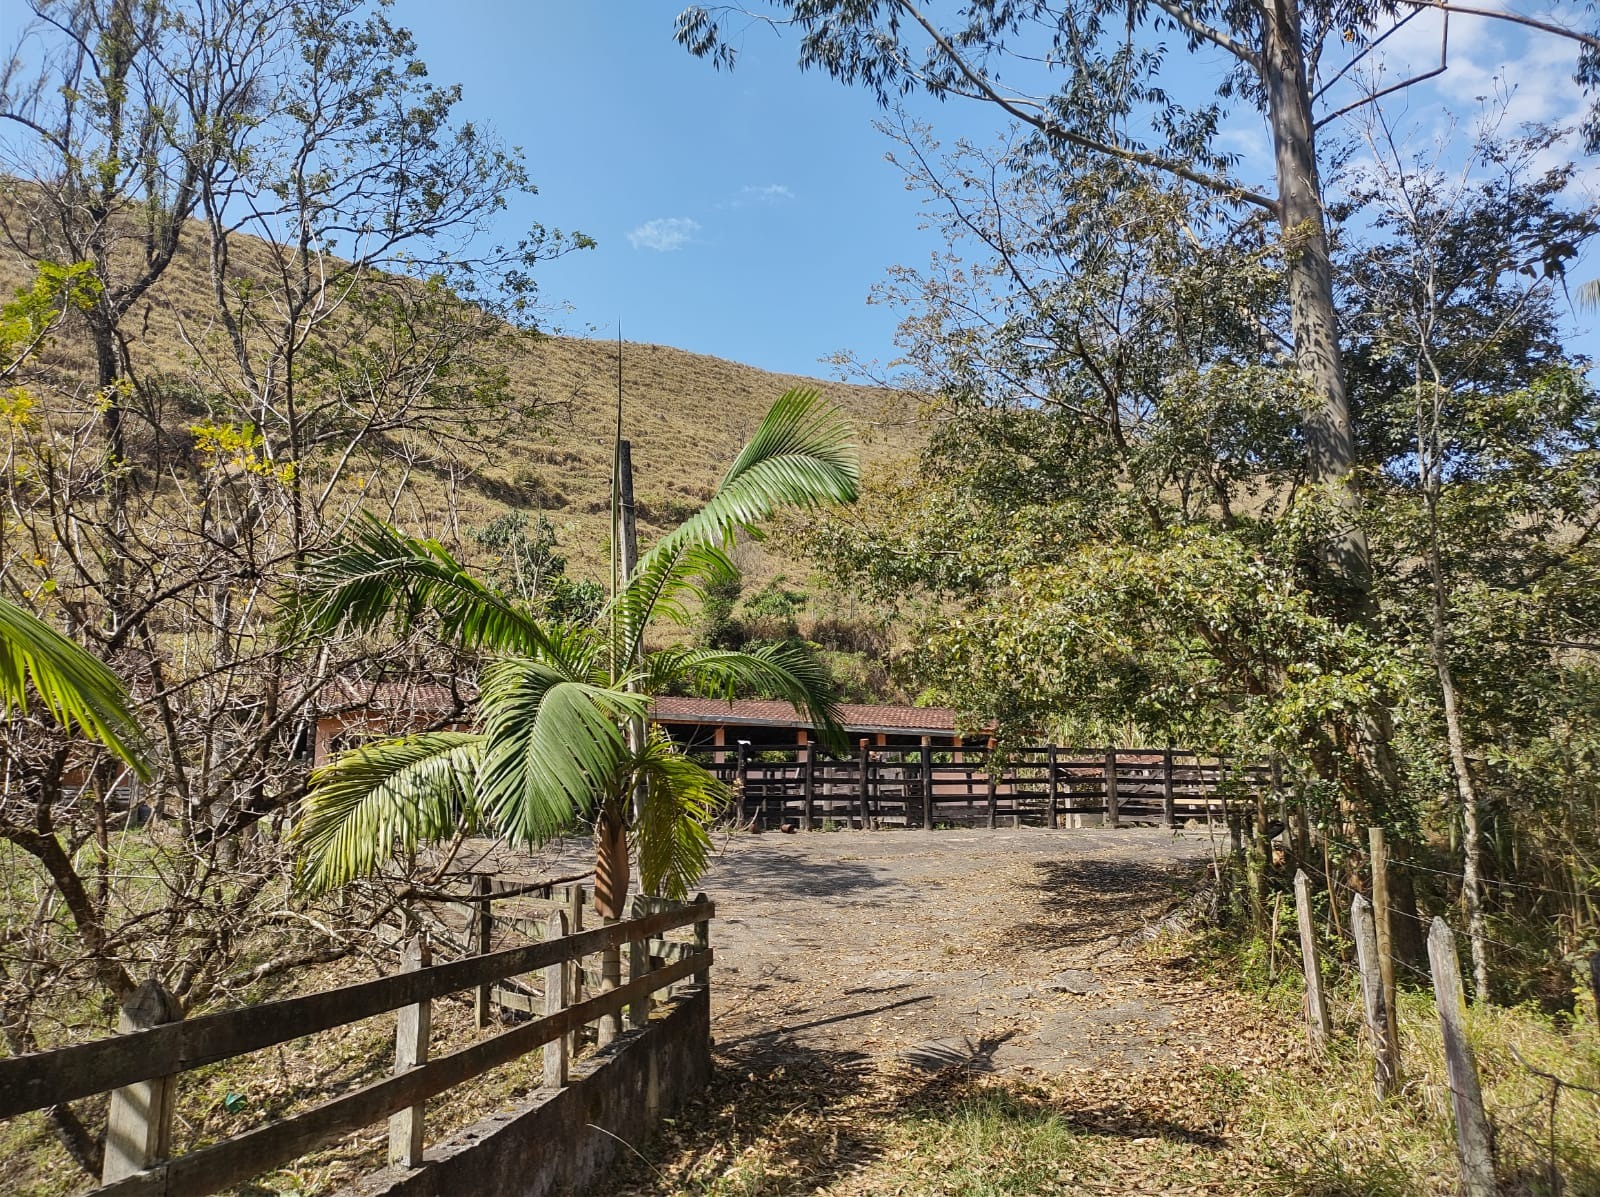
[0,595,148,775]
[289,389,858,915]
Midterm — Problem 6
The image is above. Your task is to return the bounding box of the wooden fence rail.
[714,745,1272,830]
[0,894,713,1197]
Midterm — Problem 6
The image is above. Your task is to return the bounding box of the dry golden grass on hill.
[0,219,919,590]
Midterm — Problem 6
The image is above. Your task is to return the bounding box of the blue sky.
[384,1,1597,378]
[383,1,1000,378]
[1,0,1594,377]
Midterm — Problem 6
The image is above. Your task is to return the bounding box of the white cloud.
[627,217,701,252]
[735,183,794,206]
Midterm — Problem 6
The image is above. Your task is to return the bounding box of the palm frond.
[643,642,848,756]
[634,389,859,577]
[293,731,484,892]
[631,729,726,899]
[476,658,649,844]
[0,596,149,776]
[286,515,555,657]
[1577,277,1600,312]
[602,539,737,677]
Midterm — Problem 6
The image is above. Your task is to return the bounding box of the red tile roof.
[318,679,966,736]
[320,677,475,716]
[648,696,963,735]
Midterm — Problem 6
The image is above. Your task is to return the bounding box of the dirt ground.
[471,825,1314,1195]
[498,824,1256,1077]
[685,826,1227,1074]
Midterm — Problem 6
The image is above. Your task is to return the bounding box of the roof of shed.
[648,696,963,735]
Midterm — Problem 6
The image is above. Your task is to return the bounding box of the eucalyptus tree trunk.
[1260,0,1370,596]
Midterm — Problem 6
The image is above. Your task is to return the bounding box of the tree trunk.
[1434,636,1491,1000]
[1261,0,1370,596]
[593,810,630,920]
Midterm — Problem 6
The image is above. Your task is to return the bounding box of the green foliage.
[740,576,808,640]
[698,571,744,649]
[806,122,1600,982]
[0,596,148,776]
[470,512,603,622]
[290,391,858,896]
[0,262,99,376]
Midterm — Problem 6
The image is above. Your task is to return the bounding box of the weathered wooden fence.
[714,744,1270,830]
[0,888,712,1197]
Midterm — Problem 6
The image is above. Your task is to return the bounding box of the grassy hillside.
[0,218,917,593]
[464,333,916,587]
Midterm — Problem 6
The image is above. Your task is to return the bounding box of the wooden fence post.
[544,910,568,1088]
[1045,745,1059,828]
[802,744,816,831]
[1293,870,1330,1051]
[736,740,751,824]
[102,980,182,1184]
[388,933,430,1169]
[567,884,585,1057]
[857,739,871,830]
[921,736,934,830]
[1368,826,1399,1052]
[471,873,493,1029]
[1591,951,1600,1033]
[693,891,711,989]
[1162,747,1175,828]
[1427,918,1498,1197]
[1104,748,1120,828]
[1351,894,1399,1099]
[984,738,998,829]
[627,894,652,1030]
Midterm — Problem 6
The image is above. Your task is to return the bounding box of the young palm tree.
[289,389,858,914]
[0,595,148,775]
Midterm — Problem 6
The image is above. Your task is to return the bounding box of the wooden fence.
[0,887,712,1197]
[713,744,1271,830]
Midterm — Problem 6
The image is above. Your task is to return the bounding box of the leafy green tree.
[289,390,858,915]
[680,1,1600,664]
[810,112,1600,997]
[471,512,604,623]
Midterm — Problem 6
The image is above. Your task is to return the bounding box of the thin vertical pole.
[102,981,181,1184]
[857,738,871,830]
[627,894,652,1030]
[802,743,816,831]
[985,738,998,829]
[693,892,711,988]
[1293,869,1330,1050]
[472,873,493,1029]
[567,884,585,1057]
[920,736,934,829]
[1162,747,1175,827]
[1046,745,1059,828]
[1427,919,1497,1197]
[736,740,751,825]
[543,910,568,1087]
[1369,826,1399,1053]
[388,933,431,1169]
[1104,748,1120,828]
[1352,894,1399,1099]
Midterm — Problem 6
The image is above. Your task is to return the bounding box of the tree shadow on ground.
[894,1065,1230,1152]
[610,1037,1238,1196]
[609,1038,879,1196]
[701,842,916,902]
[1007,856,1199,952]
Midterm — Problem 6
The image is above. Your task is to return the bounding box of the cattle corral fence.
[711,745,1273,830]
